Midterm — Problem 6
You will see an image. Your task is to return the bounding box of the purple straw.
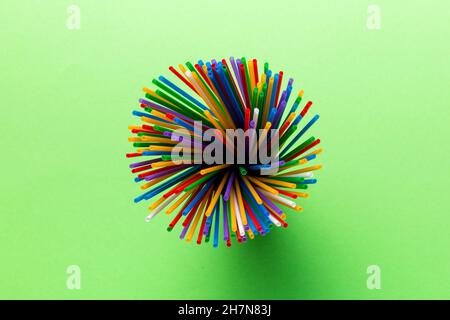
[223,171,235,201]
[256,190,283,215]
[129,158,162,169]
[234,59,246,100]
[273,100,287,127]
[144,165,188,181]
[223,197,230,241]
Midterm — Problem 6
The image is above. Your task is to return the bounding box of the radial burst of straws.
[126,57,323,247]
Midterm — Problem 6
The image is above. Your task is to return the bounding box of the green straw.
[283,136,316,160]
[184,172,217,191]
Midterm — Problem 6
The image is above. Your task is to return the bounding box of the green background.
[1,0,449,299]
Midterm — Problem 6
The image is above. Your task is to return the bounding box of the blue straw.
[182,179,215,215]
[269,74,279,109]
[158,76,208,110]
[281,114,320,157]
[213,201,220,248]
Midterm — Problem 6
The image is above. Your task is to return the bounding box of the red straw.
[286,138,321,161]
[300,101,313,117]
[169,66,198,94]
[274,71,283,106]
[252,59,259,84]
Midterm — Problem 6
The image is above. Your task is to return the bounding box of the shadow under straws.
[226,222,326,299]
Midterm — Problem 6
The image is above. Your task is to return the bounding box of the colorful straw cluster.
[126,57,322,247]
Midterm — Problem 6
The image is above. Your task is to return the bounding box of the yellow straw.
[262,76,274,124]
[303,148,323,158]
[260,74,266,88]
[257,177,296,189]
[241,176,263,204]
[204,110,224,132]
[150,110,171,121]
[148,146,173,152]
[205,171,230,216]
[291,191,309,198]
[166,188,195,214]
[141,116,179,130]
[248,59,255,91]
[200,164,231,175]
[178,64,188,75]
[277,165,323,176]
[143,87,173,106]
[257,121,272,151]
[202,71,233,126]
[285,112,296,124]
[229,187,237,232]
[151,161,177,168]
[140,172,178,190]
[150,196,165,210]
[247,176,279,195]
[189,72,231,129]
[186,189,210,242]
[140,136,178,144]
[233,178,248,226]
[277,159,307,173]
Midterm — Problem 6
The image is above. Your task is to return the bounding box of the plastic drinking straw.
[126,57,322,247]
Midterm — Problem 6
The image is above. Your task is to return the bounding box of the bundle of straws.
[126,57,322,247]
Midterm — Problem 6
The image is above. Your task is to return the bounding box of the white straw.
[146,194,177,222]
